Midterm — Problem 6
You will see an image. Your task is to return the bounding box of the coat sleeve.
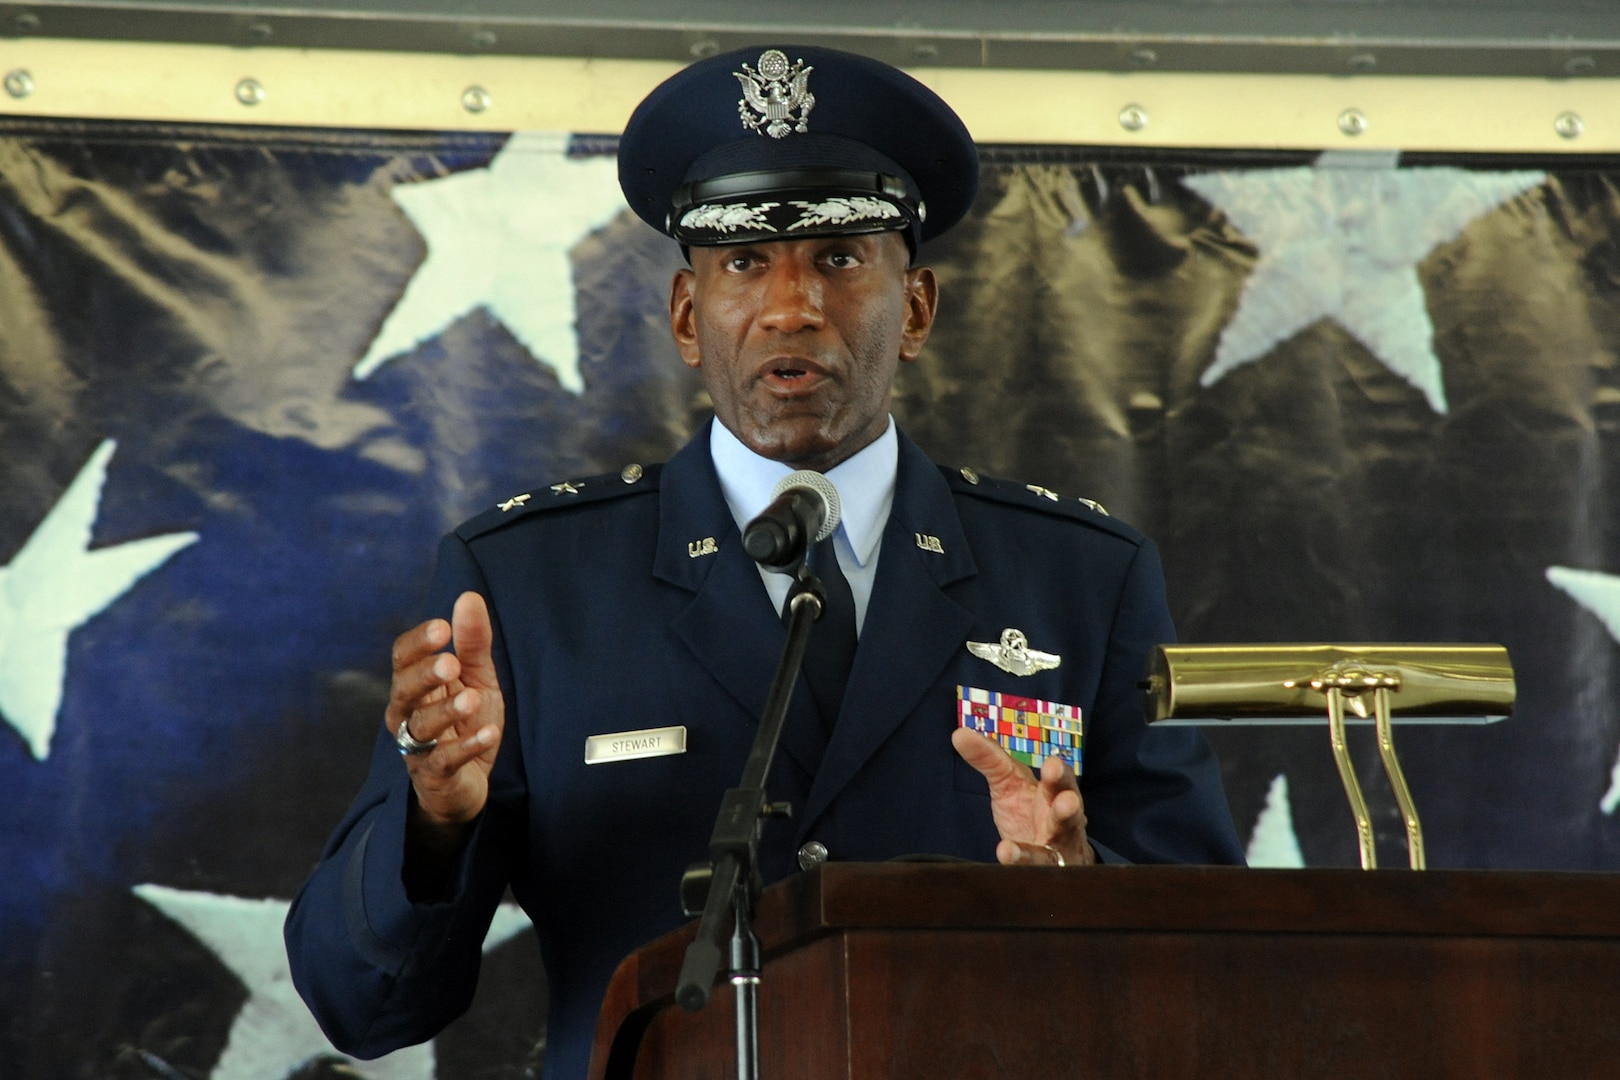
[1080,538,1247,866]
[283,532,529,1057]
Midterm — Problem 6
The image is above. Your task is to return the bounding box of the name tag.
[584,725,688,765]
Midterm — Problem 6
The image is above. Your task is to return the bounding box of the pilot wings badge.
[967,628,1062,677]
[736,49,815,139]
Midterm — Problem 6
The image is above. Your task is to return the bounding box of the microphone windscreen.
[771,470,841,542]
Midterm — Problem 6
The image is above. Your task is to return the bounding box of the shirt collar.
[709,417,897,569]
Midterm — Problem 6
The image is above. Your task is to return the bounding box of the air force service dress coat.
[285,424,1245,1080]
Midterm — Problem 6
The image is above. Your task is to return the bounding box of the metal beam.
[1,0,1617,78]
[2,35,1616,153]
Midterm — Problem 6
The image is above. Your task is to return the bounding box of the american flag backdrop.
[3,118,1620,1078]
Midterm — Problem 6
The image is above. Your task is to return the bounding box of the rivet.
[1555,111,1585,139]
[1119,104,1149,132]
[235,78,265,106]
[469,29,497,49]
[461,85,492,114]
[1338,108,1369,136]
[10,12,40,33]
[1347,52,1378,73]
[1129,47,1157,68]
[4,69,33,99]
[1564,55,1596,76]
[244,21,272,44]
[911,43,939,62]
[689,39,720,59]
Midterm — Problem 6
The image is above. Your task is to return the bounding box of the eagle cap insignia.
[736,49,815,139]
[967,628,1062,677]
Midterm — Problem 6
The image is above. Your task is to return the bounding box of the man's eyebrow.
[706,245,761,264]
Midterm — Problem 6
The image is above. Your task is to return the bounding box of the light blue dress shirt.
[709,417,898,635]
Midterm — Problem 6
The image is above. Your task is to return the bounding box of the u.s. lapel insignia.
[736,49,815,139]
[967,628,1062,676]
[914,532,944,554]
[498,493,531,512]
[688,536,719,559]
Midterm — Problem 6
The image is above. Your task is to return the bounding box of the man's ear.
[668,267,702,369]
[898,265,938,363]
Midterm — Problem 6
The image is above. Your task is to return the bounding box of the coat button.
[798,840,829,871]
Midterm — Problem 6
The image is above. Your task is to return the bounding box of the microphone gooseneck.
[742,470,842,568]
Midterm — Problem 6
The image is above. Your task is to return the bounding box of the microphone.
[742,470,842,569]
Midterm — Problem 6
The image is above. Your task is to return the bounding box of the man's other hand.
[951,727,1097,867]
[387,591,505,835]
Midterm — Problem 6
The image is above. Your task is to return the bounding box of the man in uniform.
[286,44,1244,1080]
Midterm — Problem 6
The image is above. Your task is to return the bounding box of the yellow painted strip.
[0,36,1615,153]
[919,67,1618,153]
[0,38,680,133]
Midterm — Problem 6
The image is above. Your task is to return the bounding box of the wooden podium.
[588,862,1620,1079]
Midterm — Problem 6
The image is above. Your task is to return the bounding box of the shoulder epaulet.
[456,462,663,541]
[940,464,1142,541]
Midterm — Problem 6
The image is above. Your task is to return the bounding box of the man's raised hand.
[386,590,505,831]
[950,727,1097,867]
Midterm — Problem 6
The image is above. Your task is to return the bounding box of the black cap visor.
[670,168,922,249]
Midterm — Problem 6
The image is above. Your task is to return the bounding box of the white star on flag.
[353,130,627,393]
[1245,773,1306,868]
[1183,151,1545,414]
[1546,565,1620,813]
[133,884,534,1080]
[0,439,197,760]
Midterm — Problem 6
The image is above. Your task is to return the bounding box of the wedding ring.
[395,718,437,756]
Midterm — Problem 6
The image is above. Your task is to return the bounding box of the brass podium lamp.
[1143,645,1515,870]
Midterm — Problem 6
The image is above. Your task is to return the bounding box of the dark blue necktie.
[792,534,858,732]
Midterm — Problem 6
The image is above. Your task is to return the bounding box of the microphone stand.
[675,560,826,1080]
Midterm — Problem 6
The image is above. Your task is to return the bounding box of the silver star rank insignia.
[967,628,1062,676]
[551,481,582,496]
[498,493,531,512]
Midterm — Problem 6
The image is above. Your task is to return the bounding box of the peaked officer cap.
[618,45,978,252]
